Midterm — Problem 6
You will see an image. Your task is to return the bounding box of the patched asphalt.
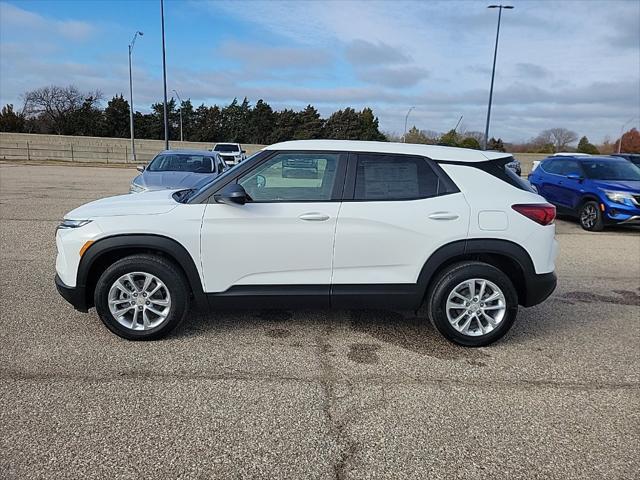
[1,163,638,479]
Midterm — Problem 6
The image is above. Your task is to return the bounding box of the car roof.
[264,140,510,162]
[546,155,625,162]
[158,149,218,156]
[214,143,240,146]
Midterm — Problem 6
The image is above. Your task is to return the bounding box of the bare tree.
[22,85,103,134]
[538,127,578,152]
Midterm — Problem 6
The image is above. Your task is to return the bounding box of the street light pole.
[403,106,415,142]
[172,89,183,142]
[617,117,636,153]
[160,0,169,150]
[128,31,143,162]
[483,4,513,150]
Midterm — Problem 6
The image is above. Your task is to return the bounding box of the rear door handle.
[299,212,330,221]
[428,212,459,221]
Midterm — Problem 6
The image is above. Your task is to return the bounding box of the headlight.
[603,190,634,205]
[57,219,92,230]
[130,182,147,193]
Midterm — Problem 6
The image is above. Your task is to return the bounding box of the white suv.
[56,140,557,346]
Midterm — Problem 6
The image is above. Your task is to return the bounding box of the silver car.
[130,150,228,193]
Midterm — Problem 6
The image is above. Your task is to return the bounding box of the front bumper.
[522,271,557,307]
[55,274,88,312]
[603,199,640,225]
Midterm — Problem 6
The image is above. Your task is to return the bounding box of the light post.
[403,106,415,142]
[617,117,637,153]
[128,30,143,162]
[483,4,513,150]
[172,89,183,142]
[160,0,169,150]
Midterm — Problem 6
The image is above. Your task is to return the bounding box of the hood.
[592,180,640,193]
[139,171,217,190]
[217,152,240,157]
[65,189,179,219]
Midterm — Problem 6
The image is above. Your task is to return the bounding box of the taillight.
[512,203,556,226]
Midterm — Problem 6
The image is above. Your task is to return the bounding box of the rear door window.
[353,154,448,201]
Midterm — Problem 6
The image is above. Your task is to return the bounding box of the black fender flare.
[417,238,537,303]
[78,234,207,310]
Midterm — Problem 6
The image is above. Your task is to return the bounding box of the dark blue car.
[528,155,640,231]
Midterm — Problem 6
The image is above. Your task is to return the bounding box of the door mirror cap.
[136,165,145,173]
[214,183,248,205]
[241,149,247,154]
[566,173,583,181]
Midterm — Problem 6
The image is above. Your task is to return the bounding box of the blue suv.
[528,155,640,231]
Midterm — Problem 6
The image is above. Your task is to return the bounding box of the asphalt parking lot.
[0,162,638,480]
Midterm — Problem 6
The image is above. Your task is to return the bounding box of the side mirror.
[241,149,247,154]
[214,183,249,205]
[256,174,266,188]
[136,165,145,173]
[566,173,583,181]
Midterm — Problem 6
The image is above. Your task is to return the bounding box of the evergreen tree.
[294,105,323,140]
[0,104,25,132]
[359,107,386,141]
[103,94,130,138]
[323,108,362,139]
[250,99,275,144]
[576,136,599,154]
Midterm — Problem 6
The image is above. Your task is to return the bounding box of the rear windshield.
[214,144,240,153]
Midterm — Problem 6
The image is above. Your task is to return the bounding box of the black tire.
[426,261,519,347]
[579,200,604,231]
[94,254,190,340]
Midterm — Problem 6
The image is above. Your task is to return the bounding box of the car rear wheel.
[426,261,519,347]
[94,254,190,340]
[579,201,604,231]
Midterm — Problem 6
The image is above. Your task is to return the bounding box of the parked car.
[213,143,246,165]
[56,140,557,347]
[528,155,640,231]
[611,153,640,167]
[130,150,228,193]
[506,158,521,176]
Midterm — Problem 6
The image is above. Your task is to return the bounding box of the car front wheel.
[579,201,604,231]
[426,261,519,347]
[94,254,190,340]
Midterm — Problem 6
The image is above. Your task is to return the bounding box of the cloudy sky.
[1,0,638,142]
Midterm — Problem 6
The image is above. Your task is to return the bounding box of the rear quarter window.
[474,158,537,193]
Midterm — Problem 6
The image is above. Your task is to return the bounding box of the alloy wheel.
[107,272,171,331]
[580,204,598,229]
[445,278,507,337]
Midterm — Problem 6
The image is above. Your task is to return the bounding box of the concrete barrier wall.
[0,132,265,165]
[1,132,547,174]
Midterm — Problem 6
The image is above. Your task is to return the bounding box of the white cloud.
[0,2,96,41]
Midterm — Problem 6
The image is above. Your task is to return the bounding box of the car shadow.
[172,307,492,363]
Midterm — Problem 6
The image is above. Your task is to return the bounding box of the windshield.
[147,154,215,173]
[214,144,240,153]
[581,159,640,181]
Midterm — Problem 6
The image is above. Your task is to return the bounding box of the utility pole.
[172,89,183,142]
[483,4,513,150]
[160,0,169,150]
[403,106,415,142]
[128,31,143,162]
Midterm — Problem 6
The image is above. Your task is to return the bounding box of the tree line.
[1,85,638,153]
[0,85,385,144]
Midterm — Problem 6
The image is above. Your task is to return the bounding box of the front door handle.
[299,212,330,221]
[428,212,459,221]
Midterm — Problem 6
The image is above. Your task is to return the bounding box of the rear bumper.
[55,274,88,312]
[522,271,557,307]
